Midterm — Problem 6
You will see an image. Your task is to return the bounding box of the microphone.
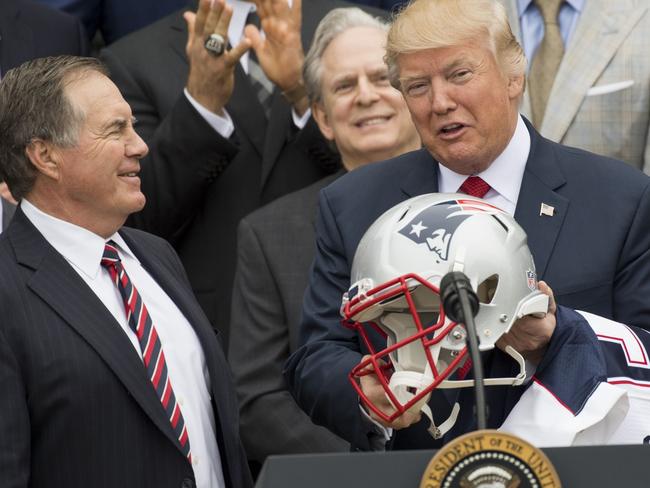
[440,271,487,430]
[440,272,479,322]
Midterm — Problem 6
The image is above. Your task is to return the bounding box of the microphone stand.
[441,272,487,430]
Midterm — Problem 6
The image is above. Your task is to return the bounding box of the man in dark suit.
[228,6,421,463]
[285,0,650,452]
[0,56,251,488]
[0,0,88,73]
[100,0,383,341]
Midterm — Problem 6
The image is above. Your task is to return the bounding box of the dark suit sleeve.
[100,47,238,241]
[229,218,348,460]
[284,191,379,450]
[613,182,650,328]
[0,328,30,488]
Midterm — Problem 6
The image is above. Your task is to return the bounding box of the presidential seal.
[420,430,561,488]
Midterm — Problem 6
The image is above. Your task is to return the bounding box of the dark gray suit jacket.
[0,208,252,488]
[228,172,348,462]
[286,119,650,451]
[100,0,384,341]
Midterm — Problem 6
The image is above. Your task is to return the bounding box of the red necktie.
[101,242,191,460]
[459,176,491,198]
[453,176,490,381]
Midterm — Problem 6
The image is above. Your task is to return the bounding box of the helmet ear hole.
[477,274,499,303]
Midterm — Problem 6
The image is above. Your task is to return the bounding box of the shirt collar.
[437,114,530,207]
[21,199,138,280]
[228,0,293,48]
[228,0,256,49]
[517,0,585,16]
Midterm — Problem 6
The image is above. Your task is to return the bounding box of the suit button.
[181,478,195,488]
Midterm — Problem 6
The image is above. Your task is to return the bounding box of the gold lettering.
[528,452,558,487]
[541,479,558,488]
[505,440,522,453]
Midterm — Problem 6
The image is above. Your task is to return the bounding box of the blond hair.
[386,0,526,87]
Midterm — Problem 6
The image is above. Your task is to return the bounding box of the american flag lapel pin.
[539,203,555,217]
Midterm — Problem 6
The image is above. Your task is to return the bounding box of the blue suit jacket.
[285,118,650,450]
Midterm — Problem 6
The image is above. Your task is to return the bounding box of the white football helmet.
[341,193,549,438]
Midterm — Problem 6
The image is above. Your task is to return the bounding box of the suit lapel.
[10,210,190,457]
[399,149,440,198]
[514,121,569,278]
[260,91,291,187]
[228,63,268,155]
[541,0,645,140]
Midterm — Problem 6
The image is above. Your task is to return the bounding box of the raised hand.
[245,0,308,113]
[184,0,252,115]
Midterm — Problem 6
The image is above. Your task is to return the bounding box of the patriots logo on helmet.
[398,199,503,261]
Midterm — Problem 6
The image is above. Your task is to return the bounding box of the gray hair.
[303,7,389,103]
[0,55,108,200]
[386,0,527,88]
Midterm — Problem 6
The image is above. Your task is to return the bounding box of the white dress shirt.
[21,199,225,488]
[185,0,310,138]
[437,115,531,215]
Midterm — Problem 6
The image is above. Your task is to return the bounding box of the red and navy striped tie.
[101,242,191,460]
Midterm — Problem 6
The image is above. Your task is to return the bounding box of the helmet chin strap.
[422,402,460,440]
[387,345,528,439]
[387,364,461,440]
[438,346,527,389]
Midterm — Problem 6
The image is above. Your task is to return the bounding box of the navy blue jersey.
[501,307,650,446]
